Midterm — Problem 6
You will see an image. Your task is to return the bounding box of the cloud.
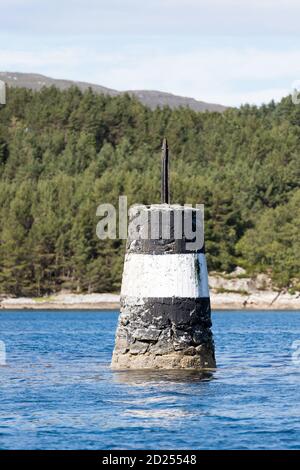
[1,1,300,106]
[2,0,300,35]
[74,45,299,106]
[0,49,81,68]
[229,88,290,107]
[0,42,297,106]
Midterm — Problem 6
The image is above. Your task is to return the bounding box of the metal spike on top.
[161,138,169,204]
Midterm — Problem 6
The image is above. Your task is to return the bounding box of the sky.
[1,0,300,106]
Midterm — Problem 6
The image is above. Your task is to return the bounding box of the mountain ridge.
[0,71,227,112]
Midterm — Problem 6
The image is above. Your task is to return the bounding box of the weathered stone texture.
[111,297,216,370]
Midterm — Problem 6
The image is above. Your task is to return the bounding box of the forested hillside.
[0,86,299,296]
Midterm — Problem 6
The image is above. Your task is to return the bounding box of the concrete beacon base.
[111,204,216,370]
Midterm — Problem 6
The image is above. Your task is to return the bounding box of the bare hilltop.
[0,71,227,113]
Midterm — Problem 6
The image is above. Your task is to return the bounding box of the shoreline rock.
[0,290,299,310]
[1,271,299,311]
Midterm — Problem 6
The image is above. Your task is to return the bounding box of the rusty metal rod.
[161,138,169,204]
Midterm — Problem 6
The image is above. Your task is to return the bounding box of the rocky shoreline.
[1,271,299,311]
[1,290,300,310]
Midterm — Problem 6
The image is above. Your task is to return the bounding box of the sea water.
[0,310,299,450]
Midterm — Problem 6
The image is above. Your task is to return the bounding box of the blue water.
[0,310,299,450]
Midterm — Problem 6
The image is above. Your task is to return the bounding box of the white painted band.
[121,253,210,298]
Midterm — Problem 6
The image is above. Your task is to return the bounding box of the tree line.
[0,86,299,296]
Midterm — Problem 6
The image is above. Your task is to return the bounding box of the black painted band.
[126,238,205,255]
[127,207,205,254]
[120,296,212,328]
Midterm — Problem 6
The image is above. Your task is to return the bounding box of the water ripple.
[0,310,299,449]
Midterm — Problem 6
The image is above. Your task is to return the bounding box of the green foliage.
[237,190,300,287]
[0,87,299,295]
